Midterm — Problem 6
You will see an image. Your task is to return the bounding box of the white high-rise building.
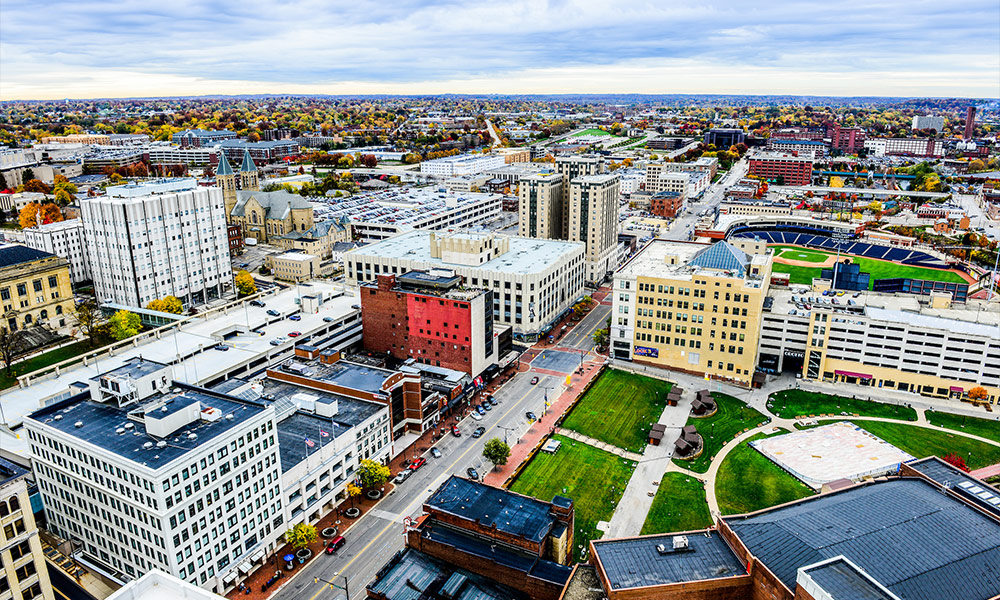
[81,178,233,308]
[911,115,945,131]
[22,218,92,284]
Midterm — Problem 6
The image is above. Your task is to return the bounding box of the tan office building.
[1,459,55,600]
[518,172,563,239]
[567,173,620,286]
[612,240,772,387]
[0,245,74,332]
[267,252,322,282]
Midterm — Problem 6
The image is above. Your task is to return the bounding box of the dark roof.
[296,359,396,394]
[803,558,897,600]
[906,456,1000,518]
[216,152,234,177]
[0,457,28,487]
[89,356,170,382]
[0,245,56,269]
[724,479,1000,600]
[592,532,746,589]
[425,476,560,544]
[367,548,528,600]
[275,411,350,472]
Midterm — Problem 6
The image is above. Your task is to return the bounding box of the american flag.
[304,438,315,448]
[319,429,329,438]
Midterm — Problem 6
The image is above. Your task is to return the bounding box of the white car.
[470,412,483,421]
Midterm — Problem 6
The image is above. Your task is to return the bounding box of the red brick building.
[361,271,497,377]
[650,191,684,218]
[826,123,866,153]
[748,153,813,186]
[227,223,244,256]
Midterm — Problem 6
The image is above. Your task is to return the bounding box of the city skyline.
[2,0,999,100]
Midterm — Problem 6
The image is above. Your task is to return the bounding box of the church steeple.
[240,149,259,192]
[216,152,238,220]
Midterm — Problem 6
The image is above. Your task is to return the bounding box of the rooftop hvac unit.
[673,535,689,550]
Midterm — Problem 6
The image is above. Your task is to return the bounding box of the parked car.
[486,395,496,406]
[270,337,285,346]
[351,304,361,310]
[430,447,442,458]
[530,376,539,385]
[483,403,492,411]
[288,331,301,338]
[287,314,301,321]
[476,406,486,415]
[466,467,479,480]
[249,300,265,307]
[266,309,280,317]
[525,411,538,421]
[408,457,427,471]
[393,470,412,484]
[325,536,346,554]
[323,316,334,322]
[214,344,229,351]
[470,412,483,421]
[472,426,486,438]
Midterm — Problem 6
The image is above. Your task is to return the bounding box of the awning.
[238,561,252,575]
[835,370,872,380]
[950,386,964,392]
[223,571,239,585]
[250,549,266,562]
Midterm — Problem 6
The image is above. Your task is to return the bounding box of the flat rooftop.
[616,239,762,283]
[425,476,560,544]
[279,357,394,394]
[367,548,528,600]
[30,387,266,469]
[592,531,746,589]
[348,230,584,275]
[802,558,897,600]
[0,457,27,487]
[259,379,383,427]
[724,478,1000,600]
[91,356,171,382]
[312,187,502,228]
[275,411,348,472]
[906,456,1000,518]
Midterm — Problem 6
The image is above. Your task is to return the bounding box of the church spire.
[240,149,257,173]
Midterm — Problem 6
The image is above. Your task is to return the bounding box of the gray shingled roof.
[231,190,311,220]
[725,479,1000,600]
[0,244,56,269]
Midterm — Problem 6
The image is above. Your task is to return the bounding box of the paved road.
[661,159,748,242]
[561,302,612,350]
[48,564,97,600]
[272,369,559,600]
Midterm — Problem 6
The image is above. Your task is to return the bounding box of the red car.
[408,457,427,471]
[288,331,301,337]
[451,426,461,437]
[324,536,345,554]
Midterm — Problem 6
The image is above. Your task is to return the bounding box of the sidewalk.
[555,428,642,461]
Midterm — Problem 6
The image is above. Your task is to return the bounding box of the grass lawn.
[571,128,613,137]
[926,410,1000,443]
[560,369,670,453]
[768,245,965,288]
[770,262,822,285]
[854,421,1000,470]
[0,339,95,390]
[509,434,634,561]
[715,431,815,515]
[641,473,713,535]
[773,247,831,263]
[767,389,917,421]
[672,393,768,473]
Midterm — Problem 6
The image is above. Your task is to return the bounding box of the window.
[32,279,42,293]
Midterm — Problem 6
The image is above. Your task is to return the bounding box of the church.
[218,150,315,244]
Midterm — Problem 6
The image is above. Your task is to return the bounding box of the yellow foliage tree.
[146,296,183,314]
[38,203,63,225]
[18,203,40,229]
[968,386,988,402]
[234,269,257,297]
[829,176,844,188]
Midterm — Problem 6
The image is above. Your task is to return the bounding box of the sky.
[1,0,999,100]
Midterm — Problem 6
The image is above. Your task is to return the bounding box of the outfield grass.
[571,128,614,137]
[769,246,966,288]
[0,340,94,390]
[773,247,831,263]
[560,369,670,453]
[672,393,768,473]
[715,431,815,515]
[641,473,713,535]
[767,389,917,421]
[854,421,1000,470]
[926,410,1000,443]
[509,434,634,560]
[770,263,822,285]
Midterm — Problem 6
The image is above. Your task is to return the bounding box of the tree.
[0,327,27,375]
[284,522,317,551]
[942,453,970,473]
[346,482,362,510]
[592,328,609,348]
[74,300,103,347]
[21,168,34,182]
[356,458,390,490]
[968,386,989,402]
[18,203,40,229]
[0,172,7,191]
[146,296,183,314]
[234,269,257,297]
[38,203,63,225]
[22,179,50,194]
[482,438,511,469]
[108,310,141,341]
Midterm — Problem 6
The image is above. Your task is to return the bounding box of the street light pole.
[314,573,349,600]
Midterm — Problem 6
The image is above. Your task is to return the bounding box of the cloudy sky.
[2,0,998,100]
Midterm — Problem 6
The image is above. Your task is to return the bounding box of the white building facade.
[22,219,92,284]
[419,154,506,177]
[81,179,233,308]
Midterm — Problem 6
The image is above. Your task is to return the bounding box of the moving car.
[393,470,412,484]
[287,314,301,321]
[408,457,426,471]
[472,426,486,438]
[525,411,538,421]
[266,309,280,317]
[249,300,265,307]
[288,331,301,337]
[430,447,442,458]
[466,467,479,480]
[451,426,461,437]
[325,536,346,554]
[530,376,539,385]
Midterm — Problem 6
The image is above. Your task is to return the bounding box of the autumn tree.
[942,453,970,472]
[38,203,63,225]
[482,438,511,469]
[146,296,183,314]
[284,522,317,551]
[0,327,27,375]
[74,300,104,347]
[234,269,257,297]
[108,310,141,341]
[968,386,989,402]
[356,459,390,490]
[18,203,40,228]
[22,179,50,194]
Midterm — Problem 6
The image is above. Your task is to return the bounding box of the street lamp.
[314,573,349,600]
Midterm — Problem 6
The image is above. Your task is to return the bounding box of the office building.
[217,140,300,166]
[0,458,55,600]
[652,156,719,179]
[965,106,977,140]
[345,231,585,342]
[612,240,772,387]
[703,128,745,148]
[770,127,826,142]
[483,162,553,186]
[766,139,827,159]
[142,145,220,167]
[567,173,620,285]
[554,155,604,183]
[759,289,1000,404]
[863,137,944,158]
[650,191,684,218]
[39,133,110,145]
[826,123,866,153]
[267,252,322,282]
[0,245,74,332]
[419,154,506,177]
[911,115,944,131]
[81,178,233,308]
[518,172,563,239]
[22,219,91,284]
[24,359,282,594]
[171,130,237,148]
[361,271,496,377]
[645,167,707,197]
[748,152,813,185]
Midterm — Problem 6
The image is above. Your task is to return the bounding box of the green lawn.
[773,247,831,263]
[571,128,614,137]
[672,393,768,473]
[770,262,823,285]
[715,432,815,515]
[0,339,94,390]
[767,389,917,421]
[769,245,966,288]
[926,410,1000,443]
[854,421,1000,470]
[560,369,670,453]
[641,473,713,535]
[509,435,634,561]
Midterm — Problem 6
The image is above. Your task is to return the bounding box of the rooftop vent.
[74,421,83,428]
[54,415,63,421]
[156,441,168,449]
[124,423,134,430]
[116,428,126,435]
[143,442,153,449]
[656,544,668,555]
[673,535,689,550]
[188,433,198,441]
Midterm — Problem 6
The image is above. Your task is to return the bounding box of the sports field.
[770,245,967,289]
[571,128,613,137]
[509,434,634,561]
[560,369,670,453]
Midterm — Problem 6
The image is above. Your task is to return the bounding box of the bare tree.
[74,300,103,347]
[0,327,27,375]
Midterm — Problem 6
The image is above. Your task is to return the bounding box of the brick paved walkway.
[969,464,1000,480]
[554,428,642,461]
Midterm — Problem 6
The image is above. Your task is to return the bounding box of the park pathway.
[554,428,642,461]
